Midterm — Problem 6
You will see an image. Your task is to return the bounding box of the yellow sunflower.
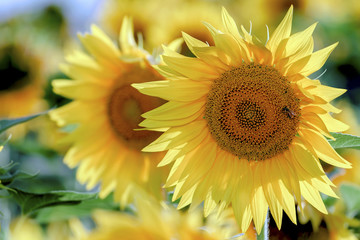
[0,40,46,138]
[9,216,44,240]
[149,0,222,55]
[100,0,164,50]
[50,18,174,206]
[9,216,84,240]
[298,199,360,240]
[76,190,239,240]
[133,6,351,233]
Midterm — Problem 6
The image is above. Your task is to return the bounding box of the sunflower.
[100,0,164,50]
[0,40,45,138]
[50,18,173,206]
[76,190,239,240]
[9,216,84,240]
[133,6,351,233]
[9,216,44,240]
[149,0,222,56]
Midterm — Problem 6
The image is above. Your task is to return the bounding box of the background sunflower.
[49,18,171,207]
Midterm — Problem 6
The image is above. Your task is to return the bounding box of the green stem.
[256,210,270,240]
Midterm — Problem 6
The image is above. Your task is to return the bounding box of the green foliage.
[0,112,47,134]
[340,183,360,216]
[329,133,360,150]
[0,161,38,188]
[35,195,120,223]
[10,188,96,215]
[321,193,338,208]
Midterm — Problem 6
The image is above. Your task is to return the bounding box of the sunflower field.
[1,0,360,239]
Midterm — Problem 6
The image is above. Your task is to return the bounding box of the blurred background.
[0,0,359,239]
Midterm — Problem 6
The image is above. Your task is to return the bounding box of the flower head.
[50,17,172,206]
[0,40,45,138]
[133,6,351,233]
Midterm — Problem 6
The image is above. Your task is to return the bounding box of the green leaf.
[0,111,48,134]
[10,188,96,215]
[328,133,360,150]
[0,161,37,188]
[36,195,119,223]
[0,170,38,186]
[0,134,11,149]
[321,193,338,208]
[0,161,17,175]
[339,183,360,215]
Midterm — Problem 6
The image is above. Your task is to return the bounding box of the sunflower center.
[107,65,163,150]
[0,46,30,92]
[205,63,300,161]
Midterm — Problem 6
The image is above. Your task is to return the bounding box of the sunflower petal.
[266,5,293,53]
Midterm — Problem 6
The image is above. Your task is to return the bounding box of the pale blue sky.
[0,0,104,35]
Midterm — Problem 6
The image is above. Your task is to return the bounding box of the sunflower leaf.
[0,111,49,134]
[0,170,38,186]
[0,134,11,150]
[9,188,96,215]
[35,195,120,223]
[339,183,360,215]
[328,132,360,150]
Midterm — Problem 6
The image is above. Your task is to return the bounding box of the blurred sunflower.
[298,199,360,240]
[0,40,45,138]
[9,216,84,240]
[150,0,222,56]
[9,216,44,240]
[101,0,223,54]
[50,18,173,206]
[133,6,351,233]
[76,190,240,240]
[100,0,164,50]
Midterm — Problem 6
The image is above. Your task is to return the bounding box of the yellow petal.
[266,6,293,53]
[300,112,334,139]
[281,23,317,62]
[142,100,204,120]
[158,129,208,167]
[233,160,253,232]
[91,25,121,57]
[213,33,243,66]
[261,160,283,229]
[79,30,121,69]
[221,7,242,41]
[132,80,210,102]
[300,181,327,214]
[318,113,350,132]
[162,55,219,81]
[307,84,346,102]
[49,100,104,126]
[182,31,209,57]
[139,106,203,128]
[192,46,231,70]
[176,138,217,204]
[271,156,297,224]
[119,16,137,54]
[299,128,351,168]
[143,120,207,152]
[290,141,325,177]
[287,43,338,77]
[52,80,109,100]
[251,163,269,234]
[60,63,118,83]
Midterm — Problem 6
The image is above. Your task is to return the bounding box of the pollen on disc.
[205,63,300,161]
